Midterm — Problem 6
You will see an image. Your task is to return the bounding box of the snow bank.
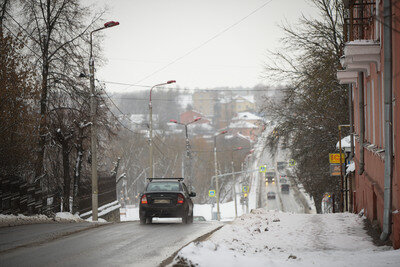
[0,214,53,227]
[172,210,400,267]
[55,212,83,222]
[0,212,86,227]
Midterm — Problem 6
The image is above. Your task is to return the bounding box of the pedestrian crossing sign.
[259,165,267,172]
[289,159,296,166]
[209,190,216,197]
[242,186,249,193]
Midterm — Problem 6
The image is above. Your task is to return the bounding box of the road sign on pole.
[259,165,267,172]
[289,159,296,166]
[330,163,345,176]
[329,153,345,164]
[209,190,216,197]
[242,186,248,193]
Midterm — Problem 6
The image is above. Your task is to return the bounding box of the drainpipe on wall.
[358,72,365,175]
[349,84,355,160]
[349,84,355,212]
[380,0,393,242]
[376,0,381,42]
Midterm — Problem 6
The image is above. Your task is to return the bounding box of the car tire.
[146,217,152,224]
[140,216,146,225]
[182,212,189,224]
[188,212,193,224]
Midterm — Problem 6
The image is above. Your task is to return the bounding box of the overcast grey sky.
[84,0,319,92]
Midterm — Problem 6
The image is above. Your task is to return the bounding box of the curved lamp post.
[149,80,176,178]
[89,20,119,221]
[169,117,201,186]
[214,130,228,221]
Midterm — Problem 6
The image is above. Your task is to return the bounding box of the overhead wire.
[99,83,145,127]
[100,80,290,92]
[121,0,275,90]
[2,23,42,61]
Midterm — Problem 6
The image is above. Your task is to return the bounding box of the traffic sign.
[242,186,249,193]
[329,153,345,164]
[330,163,345,176]
[259,165,267,173]
[209,190,216,197]
[289,159,296,166]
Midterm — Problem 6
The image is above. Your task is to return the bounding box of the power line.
[2,24,42,61]
[121,0,275,90]
[98,89,146,136]
[99,85,144,127]
[100,80,289,92]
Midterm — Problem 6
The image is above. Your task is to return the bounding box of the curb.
[159,224,224,267]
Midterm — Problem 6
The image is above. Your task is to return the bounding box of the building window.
[372,80,375,145]
[366,81,370,142]
[377,75,382,148]
[381,76,385,148]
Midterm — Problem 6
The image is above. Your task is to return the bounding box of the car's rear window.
[146,182,181,192]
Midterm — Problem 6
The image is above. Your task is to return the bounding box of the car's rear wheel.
[182,211,189,224]
[146,217,153,224]
[140,216,146,225]
[188,212,193,224]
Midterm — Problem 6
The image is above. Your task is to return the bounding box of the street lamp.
[89,20,119,222]
[231,146,251,217]
[214,130,227,221]
[242,148,254,214]
[149,80,176,178]
[169,117,201,186]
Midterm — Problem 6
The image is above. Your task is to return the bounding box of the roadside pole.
[339,124,350,212]
[339,126,344,212]
[232,160,237,218]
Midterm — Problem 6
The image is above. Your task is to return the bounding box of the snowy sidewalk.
[172,210,400,266]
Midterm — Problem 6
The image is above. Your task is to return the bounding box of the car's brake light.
[141,194,147,204]
[177,194,184,204]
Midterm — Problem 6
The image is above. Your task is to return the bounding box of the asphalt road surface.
[0,220,222,267]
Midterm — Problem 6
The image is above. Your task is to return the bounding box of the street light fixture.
[169,117,202,187]
[214,130,228,221]
[149,80,176,178]
[89,20,119,222]
[231,146,243,218]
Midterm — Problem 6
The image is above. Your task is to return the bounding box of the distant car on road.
[265,171,276,184]
[281,184,290,194]
[267,191,276,199]
[139,178,196,224]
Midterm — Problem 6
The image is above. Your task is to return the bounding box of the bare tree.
[262,0,349,212]
[16,0,105,182]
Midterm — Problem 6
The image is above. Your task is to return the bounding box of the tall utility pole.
[231,160,237,218]
[89,21,119,221]
[169,117,201,186]
[149,80,176,178]
[231,146,248,218]
[338,124,350,212]
[214,130,227,221]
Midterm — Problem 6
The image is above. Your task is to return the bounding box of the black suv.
[139,178,196,224]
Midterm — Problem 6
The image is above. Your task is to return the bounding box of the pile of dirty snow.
[0,212,106,227]
[0,214,53,227]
